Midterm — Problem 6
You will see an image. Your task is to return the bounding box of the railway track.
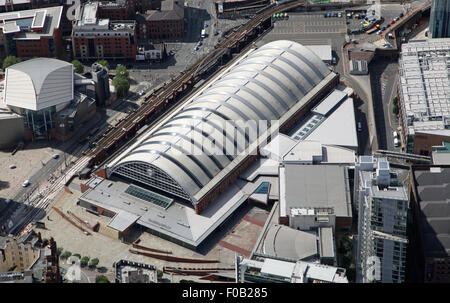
[86,0,307,167]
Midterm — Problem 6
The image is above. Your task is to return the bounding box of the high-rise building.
[355,156,409,283]
[429,0,450,38]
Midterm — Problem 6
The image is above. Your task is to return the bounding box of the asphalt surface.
[369,57,401,151]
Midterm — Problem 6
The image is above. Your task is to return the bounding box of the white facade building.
[355,156,408,283]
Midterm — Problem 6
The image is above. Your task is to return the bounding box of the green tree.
[80,256,90,267]
[73,253,81,259]
[2,56,21,69]
[157,269,163,279]
[61,251,72,259]
[112,262,116,268]
[112,76,130,97]
[95,275,110,283]
[89,258,99,268]
[57,247,63,256]
[72,59,84,74]
[115,65,129,79]
[96,60,110,70]
[393,103,399,116]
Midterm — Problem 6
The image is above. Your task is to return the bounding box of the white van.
[394,138,400,147]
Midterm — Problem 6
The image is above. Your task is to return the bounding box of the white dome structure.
[111,40,331,204]
[4,58,74,111]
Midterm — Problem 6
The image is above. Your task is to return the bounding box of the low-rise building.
[0,6,63,59]
[72,2,137,60]
[115,259,157,283]
[136,0,184,41]
[0,232,40,272]
[236,254,348,283]
[279,164,353,232]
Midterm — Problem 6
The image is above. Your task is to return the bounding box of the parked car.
[331,56,337,65]
[399,12,404,18]
[357,122,362,132]
[52,154,59,159]
[394,138,400,147]
[390,19,395,24]
[377,30,382,35]
[393,131,399,139]
[338,12,342,18]
[22,180,30,187]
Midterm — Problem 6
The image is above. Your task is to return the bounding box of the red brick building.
[136,0,184,41]
[0,6,63,60]
[98,0,131,20]
[72,2,137,60]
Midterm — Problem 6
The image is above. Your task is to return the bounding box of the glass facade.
[24,107,56,139]
[429,0,450,38]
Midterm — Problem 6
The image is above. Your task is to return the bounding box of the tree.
[61,251,72,259]
[112,76,130,97]
[57,247,63,256]
[96,60,110,70]
[73,253,81,259]
[115,65,129,79]
[80,256,90,267]
[89,258,99,268]
[2,56,20,69]
[72,60,84,74]
[157,269,163,279]
[95,275,110,283]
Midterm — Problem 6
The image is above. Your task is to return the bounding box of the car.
[214,31,219,36]
[204,23,208,28]
[331,56,337,65]
[399,13,404,18]
[381,26,386,31]
[327,13,331,17]
[338,12,342,18]
[394,138,400,147]
[357,122,362,132]
[394,17,399,22]
[5,198,12,203]
[9,164,16,169]
[390,19,395,24]
[393,131,399,139]
[52,154,59,159]
[22,180,30,187]
[324,13,328,18]
[194,45,199,51]
[377,30,382,35]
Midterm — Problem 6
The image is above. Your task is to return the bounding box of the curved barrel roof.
[112,40,331,203]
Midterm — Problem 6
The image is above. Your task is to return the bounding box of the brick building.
[98,0,131,20]
[0,6,63,60]
[72,2,137,60]
[136,0,183,41]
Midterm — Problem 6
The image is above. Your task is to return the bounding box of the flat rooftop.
[0,6,62,40]
[413,166,450,257]
[81,157,280,249]
[399,39,450,135]
[281,164,352,219]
